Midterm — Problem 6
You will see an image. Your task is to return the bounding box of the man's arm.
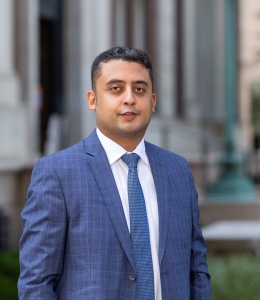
[18,157,67,300]
[188,167,212,300]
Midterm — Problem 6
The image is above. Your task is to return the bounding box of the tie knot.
[121,153,140,168]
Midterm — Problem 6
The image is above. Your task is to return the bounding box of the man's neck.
[97,128,144,152]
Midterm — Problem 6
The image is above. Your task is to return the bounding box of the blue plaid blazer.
[18,129,211,299]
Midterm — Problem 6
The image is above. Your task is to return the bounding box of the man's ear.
[152,93,156,112]
[87,90,97,110]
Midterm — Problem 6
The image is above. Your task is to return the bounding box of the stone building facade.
[0,0,255,249]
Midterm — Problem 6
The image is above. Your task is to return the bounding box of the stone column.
[196,0,215,123]
[0,0,27,159]
[183,0,199,121]
[213,0,225,122]
[63,0,112,146]
[239,0,260,152]
[0,0,37,250]
[156,0,176,118]
[16,0,40,157]
[80,0,112,140]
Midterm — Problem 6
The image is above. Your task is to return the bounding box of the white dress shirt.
[96,128,162,300]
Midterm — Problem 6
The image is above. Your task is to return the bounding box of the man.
[18,46,211,299]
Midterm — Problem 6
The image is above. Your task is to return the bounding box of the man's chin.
[117,126,147,138]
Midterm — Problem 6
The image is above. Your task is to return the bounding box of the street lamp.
[206,0,257,202]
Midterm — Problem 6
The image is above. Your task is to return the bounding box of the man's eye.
[135,87,145,92]
[111,86,120,90]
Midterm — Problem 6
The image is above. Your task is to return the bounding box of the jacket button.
[128,273,136,281]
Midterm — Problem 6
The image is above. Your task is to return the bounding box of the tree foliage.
[0,251,19,300]
[208,253,260,300]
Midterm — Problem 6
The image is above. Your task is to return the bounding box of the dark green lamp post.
[206,0,257,202]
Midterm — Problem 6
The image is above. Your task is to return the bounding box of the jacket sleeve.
[188,166,212,300]
[18,157,67,300]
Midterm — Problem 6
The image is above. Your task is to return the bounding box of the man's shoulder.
[145,141,193,182]
[33,140,84,171]
[35,130,98,168]
[145,141,189,165]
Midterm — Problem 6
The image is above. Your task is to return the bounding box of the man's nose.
[123,88,136,105]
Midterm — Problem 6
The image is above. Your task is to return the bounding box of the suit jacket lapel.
[83,131,136,269]
[146,142,169,265]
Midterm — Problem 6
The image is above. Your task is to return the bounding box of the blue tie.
[121,153,154,300]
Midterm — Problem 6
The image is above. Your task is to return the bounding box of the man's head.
[87,47,156,151]
[91,46,153,92]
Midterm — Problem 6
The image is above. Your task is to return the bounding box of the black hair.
[91,46,153,90]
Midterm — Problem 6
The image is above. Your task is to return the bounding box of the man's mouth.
[122,111,137,116]
[120,111,138,120]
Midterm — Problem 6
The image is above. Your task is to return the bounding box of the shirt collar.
[96,128,149,166]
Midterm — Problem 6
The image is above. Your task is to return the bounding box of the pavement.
[202,220,260,256]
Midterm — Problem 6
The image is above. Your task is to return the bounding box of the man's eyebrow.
[133,80,148,86]
[106,79,126,85]
[106,79,149,86]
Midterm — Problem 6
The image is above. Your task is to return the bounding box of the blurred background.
[1,0,260,298]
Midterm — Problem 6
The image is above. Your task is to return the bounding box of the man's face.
[87,60,156,147]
